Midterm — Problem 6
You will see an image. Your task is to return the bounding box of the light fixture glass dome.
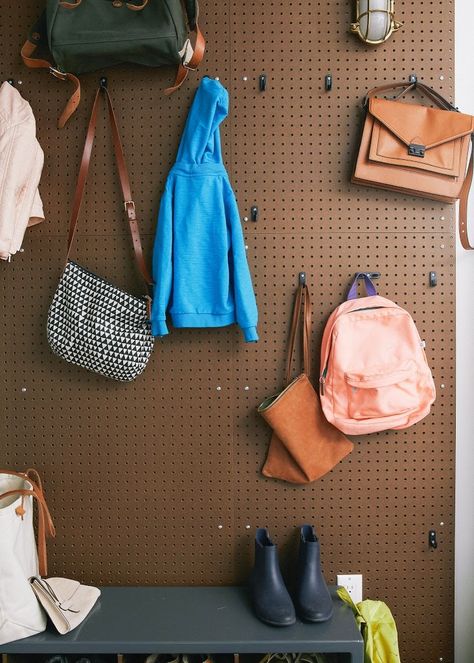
[351,0,402,45]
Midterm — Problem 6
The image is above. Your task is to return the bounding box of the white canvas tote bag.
[0,469,55,645]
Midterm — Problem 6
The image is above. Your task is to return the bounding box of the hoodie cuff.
[242,326,259,343]
[151,319,169,337]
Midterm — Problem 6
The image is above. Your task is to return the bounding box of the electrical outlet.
[337,574,363,603]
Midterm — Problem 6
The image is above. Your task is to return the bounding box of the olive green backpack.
[21,0,205,127]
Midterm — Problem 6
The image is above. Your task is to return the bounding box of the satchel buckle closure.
[408,143,425,158]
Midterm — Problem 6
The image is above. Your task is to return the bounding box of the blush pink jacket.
[0,81,44,261]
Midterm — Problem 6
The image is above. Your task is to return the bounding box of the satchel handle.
[364,80,457,113]
[66,84,153,296]
[284,284,311,385]
[346,272,377,300]
[0,470,56,577]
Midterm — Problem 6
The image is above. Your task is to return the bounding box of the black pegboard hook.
[299,272,306,287]
[357,271,381,281]
[100,76,108,89]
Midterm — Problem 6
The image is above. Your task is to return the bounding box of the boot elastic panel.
[301,524,318,543]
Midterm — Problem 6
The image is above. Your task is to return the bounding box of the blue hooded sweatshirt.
[150,77,259,342]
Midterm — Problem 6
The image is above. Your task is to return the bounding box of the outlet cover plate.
[337,573,363,603]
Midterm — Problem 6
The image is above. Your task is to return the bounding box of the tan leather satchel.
[352,80,474,249]
[257,282,353,484]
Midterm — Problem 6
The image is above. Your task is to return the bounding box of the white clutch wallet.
[30,576,101,635]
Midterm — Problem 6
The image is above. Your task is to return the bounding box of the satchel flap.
[368,98,473,177]
[369,98,474,149]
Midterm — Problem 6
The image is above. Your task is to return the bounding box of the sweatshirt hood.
[0,81,36,129]
[175,77,228,166]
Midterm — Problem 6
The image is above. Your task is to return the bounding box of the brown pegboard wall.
[0,1,455,662]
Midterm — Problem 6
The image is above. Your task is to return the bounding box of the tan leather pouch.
[257,284,353,484]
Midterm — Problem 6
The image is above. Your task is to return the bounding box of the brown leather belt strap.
[66,84,153,291]
[0,470,56,578]
[21,39,80,128]
[165,8,205,95]
[284,284,311,385]
[104,87,154,287]
[459,137,474,250]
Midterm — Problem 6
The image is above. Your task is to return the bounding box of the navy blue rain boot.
[295,524,333,622]
[250,528,296,626]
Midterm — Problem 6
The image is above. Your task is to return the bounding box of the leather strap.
[284,284,311,385]
[67,85,153,293]
[365,81,457,112]
[0,471,56,577]
[165,9,205,95]
[459,137,474,250]
[394,82,456,111]
[21,40,81,129]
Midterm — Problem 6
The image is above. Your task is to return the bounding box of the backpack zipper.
[348,306,386,312]
[319,367,328,395]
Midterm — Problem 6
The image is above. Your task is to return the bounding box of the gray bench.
[1,586,363,662]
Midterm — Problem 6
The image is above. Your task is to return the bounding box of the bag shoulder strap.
[21,13,80,129]
[459,137,474,250]
[284,284,311,385]
[67,84,153,294]
[0,470,56,577]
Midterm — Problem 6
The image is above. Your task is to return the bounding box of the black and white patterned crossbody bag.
[47,82,154,382]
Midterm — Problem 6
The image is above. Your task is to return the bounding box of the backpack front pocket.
[345,362,420,420]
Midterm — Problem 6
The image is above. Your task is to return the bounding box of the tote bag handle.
[284,283,311,385]
[0,470,56,577]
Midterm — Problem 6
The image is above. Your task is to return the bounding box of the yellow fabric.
[337,587,401,663]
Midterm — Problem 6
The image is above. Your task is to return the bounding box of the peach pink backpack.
[319,273,436,435]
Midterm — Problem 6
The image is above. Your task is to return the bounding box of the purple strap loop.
[347,272,377,300]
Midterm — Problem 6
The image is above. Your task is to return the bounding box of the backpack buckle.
[49,67,67,81]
